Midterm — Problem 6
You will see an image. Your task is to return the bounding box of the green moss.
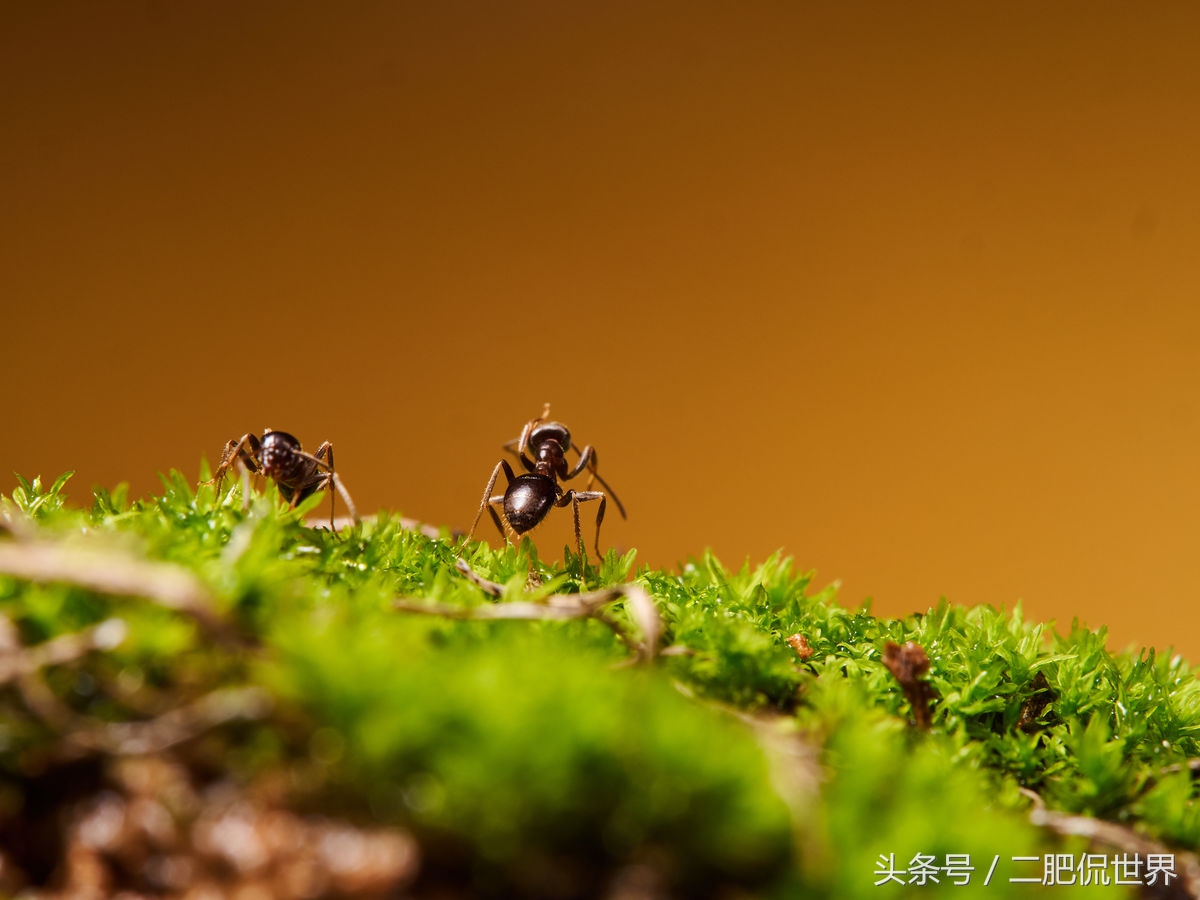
[1,471,1196,897]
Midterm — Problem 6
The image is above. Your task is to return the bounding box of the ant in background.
[205,429,358,531]
[466,405,626,573]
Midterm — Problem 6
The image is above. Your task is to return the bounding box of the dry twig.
[0,540,238,644]
[0,616,127,687]
[307,513,456,540]
[1020,788,1200,898]
[67,687,273,757]
[394,559,663,660]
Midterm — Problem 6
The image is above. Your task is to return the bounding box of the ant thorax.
[532,440,567,476]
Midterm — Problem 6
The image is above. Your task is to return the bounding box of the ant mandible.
[206,429,359,531]
[466,405,626,571]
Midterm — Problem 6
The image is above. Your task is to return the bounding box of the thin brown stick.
[1159,758,1200,777]
[393,589,625,622]
[0,615,127,686]
[1020,788,1200,898]
[67,686,272,756]
[0,541,238,643]
[454,556,505,595]
[0,605,267,759]
[397,561,663,660]
[309,513,458,540]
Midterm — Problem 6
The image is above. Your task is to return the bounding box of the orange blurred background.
[3,4,1199,658]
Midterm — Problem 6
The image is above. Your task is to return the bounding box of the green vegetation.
[1,470,1198,897]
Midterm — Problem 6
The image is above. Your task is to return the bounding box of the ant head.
[261,430,302,453]
[529,421,571,451]
[260,430,307,481]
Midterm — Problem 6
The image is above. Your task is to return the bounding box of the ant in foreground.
[205,429,359,531]
[466,405,626,573]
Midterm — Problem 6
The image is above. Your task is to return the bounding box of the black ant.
[466,405,626,572]
[205,429,358,530]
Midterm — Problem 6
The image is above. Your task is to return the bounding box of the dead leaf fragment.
[786,634,814,661]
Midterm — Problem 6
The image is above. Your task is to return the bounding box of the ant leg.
[205,441,237,497]
[564,444,593,480]
[565,445,627,519]
[486,495,510,542]
[577,491,608,558]
[466,460,517,546]
[557,490,608,571]
[209,434,257,485]
[329,474,359,526]
[554,490,587,575]
[307,441,359,529]
[505,404,553,472]
[309,442,337,529]
[504,437,537,473]
[206,434,261,503]
[295,442,360,529]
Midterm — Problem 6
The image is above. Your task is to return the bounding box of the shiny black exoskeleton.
[206,428,358,529]
[466,407,626,568]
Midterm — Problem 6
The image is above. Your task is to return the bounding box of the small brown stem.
[882,640,934,730]
[454,556,505,596]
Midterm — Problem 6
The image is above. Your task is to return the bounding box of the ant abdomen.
[504,474,559,534]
